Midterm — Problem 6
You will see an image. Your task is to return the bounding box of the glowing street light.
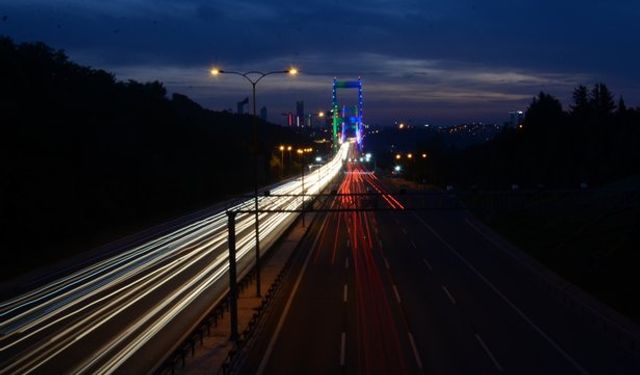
[421,153,427,159]
[318,112,325,117]
[395,154,401,160]
[407,153,413,159]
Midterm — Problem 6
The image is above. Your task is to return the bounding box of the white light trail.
[0,143,350,374]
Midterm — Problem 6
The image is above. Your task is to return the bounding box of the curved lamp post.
[211,67,297,297]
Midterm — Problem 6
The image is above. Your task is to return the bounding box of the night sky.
[2,0,639,125]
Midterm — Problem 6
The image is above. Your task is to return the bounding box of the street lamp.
[210,69,298,120]
[211,66,298,298]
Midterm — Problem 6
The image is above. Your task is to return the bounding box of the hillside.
[0,37,310,280]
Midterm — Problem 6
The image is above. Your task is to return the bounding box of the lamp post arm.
[252,70,289,85]
[219,70,255,85]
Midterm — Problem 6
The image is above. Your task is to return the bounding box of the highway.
[0,143,350,374]
[242,160,640,374]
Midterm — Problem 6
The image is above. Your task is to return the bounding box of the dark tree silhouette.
[0,37,314,279]
[590,83,616,119]
[571,85,590,120]
[401,85,640,189]
[618,96,627,114]
[523,91,564,131]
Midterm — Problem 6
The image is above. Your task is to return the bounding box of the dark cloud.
[2,0,639,124]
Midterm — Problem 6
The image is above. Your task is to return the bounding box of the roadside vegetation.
[0,37,312,280]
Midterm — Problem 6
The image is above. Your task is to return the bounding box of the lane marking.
[340,332,346,366]
[401,228,408,235]
[345,257,349,269]
[410,240,417,249]
[422,258,433,271]
[413,213,589,375]
[392,285,402,303]
[408,332,423,369]
[257,213,330,375]
[442,285,456,305]
[346,239,350,248]
[466,216,635,339]
[343,284,348,303]
[384,257,390,269]
[475,334,503,372]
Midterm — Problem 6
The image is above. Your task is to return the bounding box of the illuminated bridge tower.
[331,78,364,152]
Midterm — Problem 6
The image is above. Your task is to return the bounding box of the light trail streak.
[0,143,350,374]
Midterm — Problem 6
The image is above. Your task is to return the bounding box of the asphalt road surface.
[242,162,640,375]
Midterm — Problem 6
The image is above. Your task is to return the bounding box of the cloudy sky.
[2,0,639,125]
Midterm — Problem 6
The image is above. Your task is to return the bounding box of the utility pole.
[226,211,238,341]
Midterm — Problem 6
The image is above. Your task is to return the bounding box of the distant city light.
[407,153,413,159]
[398,123,405,129]
[394,165,402,172]
[315,156,322,162]
[395,154,401,160]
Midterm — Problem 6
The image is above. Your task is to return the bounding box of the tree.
[590,83,616,118]
[570,85,590,118]
[524,91,564,131]
[618,96,627,114]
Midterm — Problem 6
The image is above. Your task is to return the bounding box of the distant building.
[237,97,249,115]
[296,100,304,127]
[260,106,268,122]
[509,110,524,127]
